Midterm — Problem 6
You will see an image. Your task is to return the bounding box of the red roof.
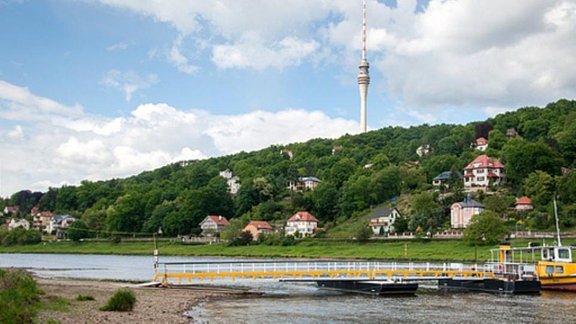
[515,196,532,205]
[288,211,319,223]
[246,220,272,230]
[208,215,229,226]
[476,137,488,145]
[487,172,499,178]
[464,173,475,178]
[464,155,504,170]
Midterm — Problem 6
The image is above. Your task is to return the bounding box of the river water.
[2,253,576,323]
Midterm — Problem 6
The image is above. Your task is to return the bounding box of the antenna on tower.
[358,0,370,133]
[362,0,367,61]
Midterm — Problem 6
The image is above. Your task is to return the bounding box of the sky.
[1,0,575,197]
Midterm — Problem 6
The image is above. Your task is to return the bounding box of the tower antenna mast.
[358,0,370,133]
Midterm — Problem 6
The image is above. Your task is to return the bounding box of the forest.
[2,99,576,240]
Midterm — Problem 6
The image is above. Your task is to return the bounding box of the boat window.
[558,248,571,260]
[542,249,551,260]
[546,266,554,275]
[555,266,564,273]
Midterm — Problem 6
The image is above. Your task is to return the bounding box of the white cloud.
[0,80,359,196]
[100,70,158,102]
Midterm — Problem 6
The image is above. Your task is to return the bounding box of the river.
[2,253,576,323]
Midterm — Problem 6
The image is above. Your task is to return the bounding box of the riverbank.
[35,276,254,323]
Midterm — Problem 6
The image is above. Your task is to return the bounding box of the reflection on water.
[191,285,576,324]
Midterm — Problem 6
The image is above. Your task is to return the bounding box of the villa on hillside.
[200,215,230,236]
[475,137,489,151]
[243,220,273,240]
[285,211,319,237]
[219,169,241,195]
[451,195,485,228]
[463,154,505,188]
[514,196,534,212]
[288,177,321,192]
[369,207,401,236]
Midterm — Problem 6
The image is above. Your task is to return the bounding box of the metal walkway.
[153,260,496,285]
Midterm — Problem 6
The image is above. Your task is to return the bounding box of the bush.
[100,289,136,312]
[0,269,42,323]
[76,294,95,301]
[1,228,42,246]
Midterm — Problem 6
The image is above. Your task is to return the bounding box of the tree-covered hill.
[2,99,576,238]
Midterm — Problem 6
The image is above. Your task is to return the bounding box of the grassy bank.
[0,239,523,262]
[2,238,573,262]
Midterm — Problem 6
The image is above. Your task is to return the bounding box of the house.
[475,137,488,151]
[285,211,319,237]
[369,207,401,236]
[432,171,463,188]
[463,154,506,188]
[451,195,485,228]
[3,206,19,215]
[243,220,273,240]
[416,144,431,157]
[514,196,534,212]
[199,215,230,236]
[219,169,241,195]
[506,128,518,138]
[48,215,75,238]
[31,209,53,232]
[288,177,321,192]
[8,218,30,231]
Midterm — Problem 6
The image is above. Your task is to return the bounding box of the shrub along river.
[2,253,576,323]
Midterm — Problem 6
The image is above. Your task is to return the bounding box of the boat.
[489,198,576,292]
[438,277,540,294]
[315,278,418,296]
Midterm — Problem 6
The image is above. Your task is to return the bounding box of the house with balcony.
[432,171,463,189]
[285,211,319,237]
[369,207,401,236]
[463,154,505,188]
[288,177,321,192]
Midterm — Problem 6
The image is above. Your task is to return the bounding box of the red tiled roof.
[476,137,488,145]
[464,173,475,177]
[288,211,319,222]
[208,215,230,225]
[464,155,504,170]
[247,221,272,230]
[515,196,532,205]
[487,172,499,178]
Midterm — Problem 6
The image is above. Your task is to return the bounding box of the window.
[477,169,485,173]
[555,266,564,273]
[477,176,485,181]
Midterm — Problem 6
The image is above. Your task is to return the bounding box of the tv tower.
[358,0,370,133]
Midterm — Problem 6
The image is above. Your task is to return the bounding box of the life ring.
[497,263,503,273]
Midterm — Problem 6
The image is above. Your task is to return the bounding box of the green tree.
[464,210,509,245]
[523,171,555,207]
[68,220,90,242]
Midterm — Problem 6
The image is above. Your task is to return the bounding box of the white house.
[285,211,319,237]
[475,137,489,151]
[463,154,506,188]
[199,215,230,236]
[48,215,75,236]
[288,177,321,192]
[8,218,30,231]
[369,207,401,236]
[219,169,241,195]
[514,196,534,212]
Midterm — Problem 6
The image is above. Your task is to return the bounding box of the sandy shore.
[35,276,255,323]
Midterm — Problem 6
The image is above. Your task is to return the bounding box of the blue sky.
[1,0,575,197]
